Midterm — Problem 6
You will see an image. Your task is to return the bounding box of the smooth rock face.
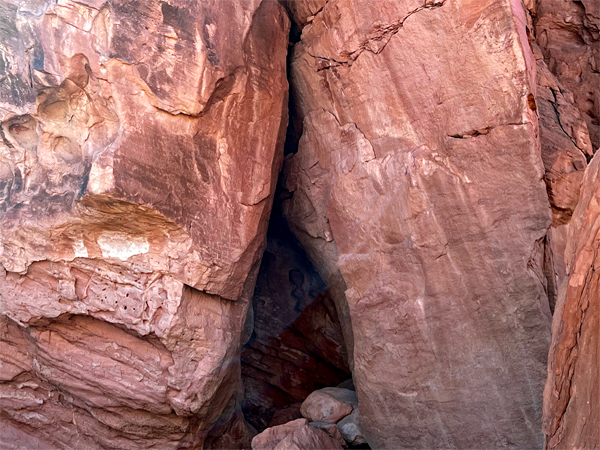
[284,0,552,447]
[0,0,289,447]
[543,152,600,449]
[300,387,356,423]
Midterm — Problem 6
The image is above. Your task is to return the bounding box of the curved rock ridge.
[0,0,289,448]
[283,0,553,447]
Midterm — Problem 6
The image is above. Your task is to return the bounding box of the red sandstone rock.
[300,388,356,423]
[534,0,600,151]
[242,289,350,430]
[251,418,308,450]
[241,214,350,430]
[284,0,553,447]
[536,51,591,225]
[543,151,600,449]
[0,0,289,447]
[309,421,347,447]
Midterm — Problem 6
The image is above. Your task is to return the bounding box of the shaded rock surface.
[337,408,366,446]
[283,0,553,448]
[0,0,289,448]
[543,151,600,449]
[536,50,591,226]
[242,211,350,430]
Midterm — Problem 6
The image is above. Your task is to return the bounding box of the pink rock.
[543,152,600,449]
[251,418,308,450]
[300,388,356,423]
[274,423,344,450]
[535,0,600,150]
[0,0,289,447]
[285,0,553,447]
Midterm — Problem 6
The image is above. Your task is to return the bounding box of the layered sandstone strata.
[0,0,289,448]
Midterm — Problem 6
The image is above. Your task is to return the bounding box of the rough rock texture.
[284,0,553,447]
[543,152,600,449]
[0,0,289,448]
[273,423,343,450]
[534,0,600,151]
[267,403,303,428]
[536,51,591,225]
[242,212,350,430]
[251,418,307,450]
[336,408,366,446]
[308,421,347,447]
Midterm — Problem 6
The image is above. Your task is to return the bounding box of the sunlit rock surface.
[0,0,289,447]
[283,0,553,447]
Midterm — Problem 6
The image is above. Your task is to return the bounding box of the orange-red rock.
[0,0,289,447]
[543,151,600,449]
[284,0,553,447]
[535,0,600,151]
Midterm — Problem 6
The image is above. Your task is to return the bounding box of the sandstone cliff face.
[283,0,553,447]
[241,213,350,431]
[0,0,289,448]
[535,0,600,151]
[543,151,599,450]
[1,0,598,448]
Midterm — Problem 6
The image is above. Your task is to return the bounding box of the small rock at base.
[336,379,355,391]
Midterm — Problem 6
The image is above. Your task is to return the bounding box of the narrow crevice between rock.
[241,189,351,432]
[239,8,358,437]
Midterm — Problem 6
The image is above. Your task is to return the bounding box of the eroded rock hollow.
[1,0,598,449]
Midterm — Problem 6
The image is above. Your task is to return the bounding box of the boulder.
[336,379,355,391]
[543,152,600,448]
[309,421,347,447]
[300,387,357,423]
[251,418,308,450]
